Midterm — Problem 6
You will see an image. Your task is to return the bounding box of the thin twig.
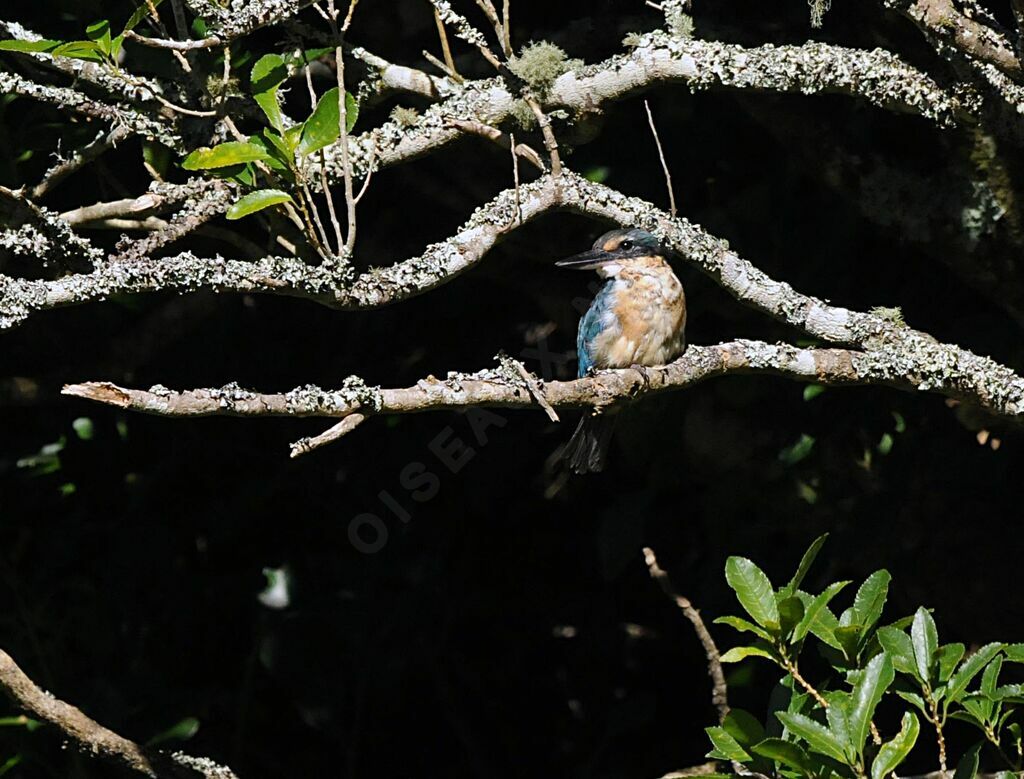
[506,355,559,421]
[124,30,223,50]
[32,127,129,200]
[447,118,544,170]
[524,95,561,177]
[643,99,677,218]
[434,8,460,79]
[510,131,522,224]
[502,0,512,56]
[290,413,367,457]
[642,547,729,724]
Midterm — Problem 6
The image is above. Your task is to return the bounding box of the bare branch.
[642,547,729,724]
[124,29,222,50]
[0,647,239,778]
[290,413,367,457]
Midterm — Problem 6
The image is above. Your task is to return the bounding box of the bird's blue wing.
[577,281,616,377]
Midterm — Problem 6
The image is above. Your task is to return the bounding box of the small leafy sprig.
[706,536,1024,778]
[181,51,358,258]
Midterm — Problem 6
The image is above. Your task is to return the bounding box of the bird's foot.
[629,364,655,392]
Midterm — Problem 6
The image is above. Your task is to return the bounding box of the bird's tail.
[563,414,617,474]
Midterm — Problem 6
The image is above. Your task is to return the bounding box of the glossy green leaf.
[781,533,828,598]
[1004,644,1024,663]
[723,709,765,747]
[250,53,288,131]
[992,683,1024,701]
[871,712,919,779]
[778,596,805,637]
[952,742,981,779]
[947,643,1004,704]
[706,726,752,763]
[719,645,776,664]
[297,87,358,157]
[181,141,271,170]
[937,643,966,684]
[877,626,918,677]
[751,737,817,773]
[51,40,106,62]
[725,557,779,630]
[835,625,864,661]
[0,39,60,53]
[794,581,848,644]
[86,20,111,49]
[714,616,773,641]
[851,652,894,754]
[911,607,938,685]
[123,0,163,33]
[981,654,1002,697]
[776,712,848,764]
[895,690,928,715]
[852,570,890,630]
[226,189,293,220]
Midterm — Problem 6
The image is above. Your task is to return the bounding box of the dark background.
[2,1,1024,776]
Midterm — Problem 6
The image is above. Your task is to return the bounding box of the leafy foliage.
[710,537,1024,777]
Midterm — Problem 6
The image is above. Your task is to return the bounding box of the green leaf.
[226,189,294,220]
[992,683,1024,701]
[782,533,828,598]
[725,557,779,631]
[824,691,855,757]
[937,643,966,684]
[871,712,920,779]
[877,626,918,678]
[947,644,1004,704]
[250,53,288,131]
[51,40,106,62]
[835,625,865,661]
[123,0,163,34]
[146,716,200,746]
[778,596,805,638]
[803,384,825,401]
[86,20,111,53]
[297,87,358,157]
[714,616,773,641]
[720,645,777,664]
[981,654,1003,697]
[723,709,765,747]
[0,39,61,53]
[72,417,94,441]
[851,652,894,755]
[794,581,848,644]
[751,737,817,774]
[181,141,271,170]
[780,433,815,465]
[1004,644,1024,663]
[952,742,981,779]
[776,712,848,764]
[852,570,890,631]
[895,690,928,715]
[911,607,938,686]
[706,726,752,763]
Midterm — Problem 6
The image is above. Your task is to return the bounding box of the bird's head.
[555,228,667,278]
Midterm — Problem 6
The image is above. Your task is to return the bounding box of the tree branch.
[0,647,239,778]
[642,547,729,725]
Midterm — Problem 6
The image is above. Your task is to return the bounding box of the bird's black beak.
[555,248,620,270]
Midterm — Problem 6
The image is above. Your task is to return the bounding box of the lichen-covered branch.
[324,33,967,182]
[11,169,1024,423]
[0,70,183,150]
[59,337,1024,434]
[0,647,239,778]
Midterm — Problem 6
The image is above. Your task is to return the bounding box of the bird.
[556,227,687,474]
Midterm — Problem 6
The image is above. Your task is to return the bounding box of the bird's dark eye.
[620,240,634,251]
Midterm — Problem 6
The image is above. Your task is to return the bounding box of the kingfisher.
[556,228,687,474]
